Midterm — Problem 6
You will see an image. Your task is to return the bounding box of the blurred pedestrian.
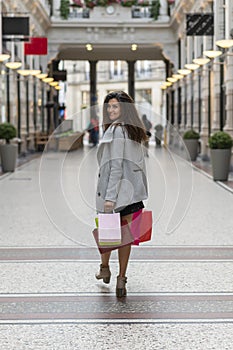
[87,112,99,146]
[142,114,152,156]
[154,124,163,147]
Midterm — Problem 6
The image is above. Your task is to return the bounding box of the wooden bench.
[57,131,84,152]
[35,133,49,151]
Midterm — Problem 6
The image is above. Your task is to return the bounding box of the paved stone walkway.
[0,145,233,349]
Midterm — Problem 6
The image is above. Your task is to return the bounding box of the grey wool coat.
[96,124,148,213]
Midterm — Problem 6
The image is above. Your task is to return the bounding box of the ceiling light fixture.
[5,60,22,70]
[203,50,222,58]
[29,69,41,76]
[177,69,191,75]
[43,77,54,83]
[216,39,233,49]
[184,63,200,70]
[167,77,177,83]
[50,81,59,87]
[172,74,184,79]
[5,42,22,70]
[0,45,11,63]
[193,57,210,65]
[17,69,31,76]
[131,44,138,51]
[36,73,48,79]
[86,44,93,51]
[0,53,10,62]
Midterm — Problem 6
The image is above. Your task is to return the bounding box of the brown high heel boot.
[95,264,111,284]
[116,276,127,298]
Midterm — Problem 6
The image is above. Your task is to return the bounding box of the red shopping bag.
[131,210,153,245]
[93,220,134,254]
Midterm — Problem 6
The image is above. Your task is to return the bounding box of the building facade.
[0,0,232,159]
[164,0,233,158]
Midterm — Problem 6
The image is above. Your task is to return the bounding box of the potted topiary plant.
[183,129,200,161]
[60,0,70,19]
[209,131,233,181]
[0,122,17,172]
[150,0,160,20]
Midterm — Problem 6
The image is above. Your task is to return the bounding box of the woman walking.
[95,91,148,297]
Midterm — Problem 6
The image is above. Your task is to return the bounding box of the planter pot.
[210,148,232,181]
[0,144,17,172]
[184,139,199,161]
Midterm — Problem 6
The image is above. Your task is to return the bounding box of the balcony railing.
[69,6,90,18]
[68,5,153,19]
[131,5,152,18]
[56,1,163,21]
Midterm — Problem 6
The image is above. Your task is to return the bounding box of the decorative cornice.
[20,0,51,34]
[169,0,196,31]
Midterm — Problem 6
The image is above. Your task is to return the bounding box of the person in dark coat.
[142,114,152,156]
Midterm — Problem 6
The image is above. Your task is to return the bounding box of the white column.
[117,60,121,76]
[158,0,169,21]
[186,73,192,129]
[212,62,221,131]
[193,70,199,130]
[173,87,178,128]
[0,0,3,123]
[224,54,233,134]
[179,36,186,132]
[186,36,193,129]
[194,36,202,59]
[224,0,233,136]
[52,0,61,18]
[225,0,232,39]
[212,0,225,132]
[180,79,185,131]
[0,0,2,55]
[187,36,193,63]
[204,35,212,52]
[214,0,225,41]
[200,65,210,160]
[200,36,213,159]
[20,75,27,153]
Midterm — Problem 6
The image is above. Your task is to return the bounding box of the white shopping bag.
[98,213,121,246]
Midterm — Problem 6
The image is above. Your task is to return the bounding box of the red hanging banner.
[24,37,48,55]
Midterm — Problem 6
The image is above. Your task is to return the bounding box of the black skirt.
[119,201,144,217]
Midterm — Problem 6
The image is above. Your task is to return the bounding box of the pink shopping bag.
[98,213,121,246]
[93,219,134,254]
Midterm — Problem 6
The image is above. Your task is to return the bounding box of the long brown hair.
[103,91,147,143]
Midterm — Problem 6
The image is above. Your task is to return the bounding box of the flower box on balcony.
[72,0,84,7]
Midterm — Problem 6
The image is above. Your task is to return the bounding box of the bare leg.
[101,251,111,267]
[118,244,131,277]
[118,213,133,277]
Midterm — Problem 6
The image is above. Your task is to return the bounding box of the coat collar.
[99,122,123,145]
[97,123,121,163]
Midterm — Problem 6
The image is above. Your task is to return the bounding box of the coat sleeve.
[105,126,125,203]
